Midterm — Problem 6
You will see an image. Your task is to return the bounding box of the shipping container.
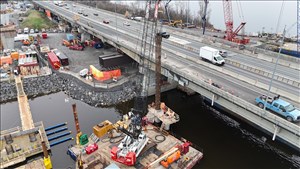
[99,54,134,68]
[47,52,61,70]
[57,53,69,66]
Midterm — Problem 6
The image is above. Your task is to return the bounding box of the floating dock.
[70,124,203,169]
[69,104,203,169]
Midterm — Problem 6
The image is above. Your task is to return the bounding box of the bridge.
[33,1,300,150]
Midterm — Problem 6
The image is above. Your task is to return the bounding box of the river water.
[1,90,299,169]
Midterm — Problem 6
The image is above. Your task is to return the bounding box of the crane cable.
[275,0,285,34]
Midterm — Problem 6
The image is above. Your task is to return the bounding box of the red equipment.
[111,147,136,166]
[47,52,61,70]
[223,0,249,44]
[42,32,47,39]
[69,45,84,51]
[85,143,98,155]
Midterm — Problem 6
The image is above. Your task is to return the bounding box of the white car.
[72,4,76,7]
[23,27,29,34]
[123,21,130,26]
[29,28,34,34]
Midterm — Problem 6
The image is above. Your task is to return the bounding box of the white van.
[23,27,29,34]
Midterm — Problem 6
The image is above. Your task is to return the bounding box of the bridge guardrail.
[164,63,300,138]
[167,28,300,64]
[167,40,300,89]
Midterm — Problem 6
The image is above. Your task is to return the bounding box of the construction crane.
[201,0,209,35]
[111,0,166,166]
[111,112,148,166]
[223,0,249,44]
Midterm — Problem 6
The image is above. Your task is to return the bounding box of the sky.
[114,1,297,37]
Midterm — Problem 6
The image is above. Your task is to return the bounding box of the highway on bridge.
[34,0,300,134]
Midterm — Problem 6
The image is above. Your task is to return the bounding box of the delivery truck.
[199,46,225,66]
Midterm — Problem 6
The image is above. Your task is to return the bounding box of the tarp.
[89,65,121,81]
[0,56,12,65]
[66,34,74,41]
[45,10,52,20]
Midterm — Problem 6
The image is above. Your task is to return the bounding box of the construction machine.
[223,0,249,44]
[111,112,149,166]
[146,142,191,168]
[164,0,183,28]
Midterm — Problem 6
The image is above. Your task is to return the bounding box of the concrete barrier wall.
[226,59,300,88]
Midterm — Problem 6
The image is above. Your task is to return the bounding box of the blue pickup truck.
[255,95,300,122]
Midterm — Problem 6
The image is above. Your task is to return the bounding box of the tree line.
[75,0,214,29]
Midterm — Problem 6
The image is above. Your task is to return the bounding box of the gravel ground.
[0,73,141,106]
[2,33,141,106]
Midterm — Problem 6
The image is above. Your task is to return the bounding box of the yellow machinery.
[169,20,183,28]
[93,119,129,138]
[42,141,52,169]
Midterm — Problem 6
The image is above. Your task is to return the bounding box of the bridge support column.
[211,94,215,106]
[272,125,280,141]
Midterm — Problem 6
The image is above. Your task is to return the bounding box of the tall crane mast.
[201,0,209,35]
[223,0,249,44]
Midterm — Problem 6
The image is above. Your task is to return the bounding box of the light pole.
[263,25,286,111]
[115,2,118,42]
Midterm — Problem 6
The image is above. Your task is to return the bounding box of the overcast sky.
[201,1,297,37]
[116,1,297,37]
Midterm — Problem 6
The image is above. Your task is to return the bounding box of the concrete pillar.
[163,123,170,130]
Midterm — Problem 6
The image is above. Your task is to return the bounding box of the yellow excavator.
[165,0,184,28]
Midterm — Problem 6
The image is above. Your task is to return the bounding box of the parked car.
[65,6,69,9]
[29,29,34,34]
[93,13,98,16]
[23,27,29,34]
[78,9,82,14]
[103,19,110,24]
[34,28,39,33]
[72,4,76,7]
[18,18,23,22]
[123,21,130,26]
[83,13,88,17]
[17,29,22,34]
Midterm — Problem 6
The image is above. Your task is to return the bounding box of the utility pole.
[263,25,286,111]
[155,34,162,110]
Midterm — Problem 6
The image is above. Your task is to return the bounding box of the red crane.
[223,0,249,44]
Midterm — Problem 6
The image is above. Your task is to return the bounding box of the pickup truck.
[255,95,300,122]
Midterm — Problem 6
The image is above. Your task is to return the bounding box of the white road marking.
[167,36,190,45]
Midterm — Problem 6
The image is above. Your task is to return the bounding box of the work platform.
[0,76,50,168]
[145,103,180,130]
[0,122,49,168]
[70,124,203,169]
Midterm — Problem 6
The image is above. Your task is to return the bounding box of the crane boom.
[223,0,249,44]
[223,0,234,40]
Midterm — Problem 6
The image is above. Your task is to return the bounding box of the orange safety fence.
[89,65,121,81]
[0,56,12,65]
